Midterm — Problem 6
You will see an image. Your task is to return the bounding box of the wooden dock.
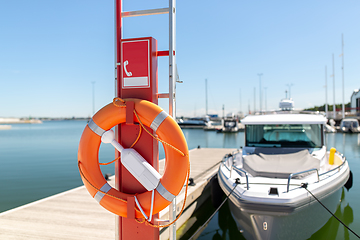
[0,148,235,240]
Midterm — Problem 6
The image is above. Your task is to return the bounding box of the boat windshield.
[245,124,323,148]
[224,120,236,127]
[341,120,358,128]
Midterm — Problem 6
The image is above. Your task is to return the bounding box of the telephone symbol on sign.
[124,60,132,77]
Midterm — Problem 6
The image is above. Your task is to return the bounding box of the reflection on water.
[178,200,245,240]
[216,200,245,240]
[222,132,239,149]
[326,132,360,156]
[308,189,354,240]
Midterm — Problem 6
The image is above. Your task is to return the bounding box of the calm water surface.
[0,121,359,239]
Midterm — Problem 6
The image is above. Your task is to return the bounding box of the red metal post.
[115,1,159,239]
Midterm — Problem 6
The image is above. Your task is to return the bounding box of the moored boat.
[218,113,242,133]
[217,113,351,240]
[338,118,360,133]
[177,116,211,129]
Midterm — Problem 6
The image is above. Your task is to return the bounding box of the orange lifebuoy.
[77,98,189,219]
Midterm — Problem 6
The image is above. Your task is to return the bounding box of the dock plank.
[0,186,115,239]
[0,148,234,239]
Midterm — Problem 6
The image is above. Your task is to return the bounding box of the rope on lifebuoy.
[78,97,190,227]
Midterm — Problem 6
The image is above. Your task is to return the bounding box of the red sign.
[121,39,150,89]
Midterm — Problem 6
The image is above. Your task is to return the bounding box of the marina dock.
[0,148,235,240]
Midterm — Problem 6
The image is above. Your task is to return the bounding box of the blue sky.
[1,0,359,118]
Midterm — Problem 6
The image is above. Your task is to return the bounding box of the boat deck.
[0,147,235,240]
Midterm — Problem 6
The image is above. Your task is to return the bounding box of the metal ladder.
[116,1,178,239]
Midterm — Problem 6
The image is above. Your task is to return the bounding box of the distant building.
[351,89,360,113]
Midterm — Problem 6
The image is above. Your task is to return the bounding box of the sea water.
[0,121,359,239]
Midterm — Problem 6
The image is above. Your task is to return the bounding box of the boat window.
[245,124,322,148]
[224,120,236,127]
[340,120,358,128]
[341,121,351,128]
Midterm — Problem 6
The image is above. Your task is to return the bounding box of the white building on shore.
[351,89,360,113]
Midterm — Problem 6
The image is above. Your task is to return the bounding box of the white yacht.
[218,113,240,133]
[177,116,211,129]
[338,118,360,133]
[218,113,351,240]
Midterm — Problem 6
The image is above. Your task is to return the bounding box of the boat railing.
[287,158,347,192]
[222,151,249,190]
[287,168,319,192]
[222,161,250,190]
[233,167,249,190]
[319,157,347,177]
[222,152,347,193]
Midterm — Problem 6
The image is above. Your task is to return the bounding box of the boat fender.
[78,98,190,220]
[344,170,353,191]
[211,175,225,209]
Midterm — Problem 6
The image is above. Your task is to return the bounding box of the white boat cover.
[243,149,320,179]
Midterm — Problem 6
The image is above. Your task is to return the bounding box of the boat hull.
[218,160,350,240]
[227,187,342,240]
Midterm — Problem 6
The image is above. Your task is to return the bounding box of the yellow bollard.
[329,147,336,165]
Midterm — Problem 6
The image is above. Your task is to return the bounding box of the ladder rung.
[157,50,176,57]
[157,93,170,99]
[122,8,169,18]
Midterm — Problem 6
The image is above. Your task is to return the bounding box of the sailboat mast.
[332,53,336,119]
[205,79,208,116]
[341,34,345,119]
[325,66,328,118]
